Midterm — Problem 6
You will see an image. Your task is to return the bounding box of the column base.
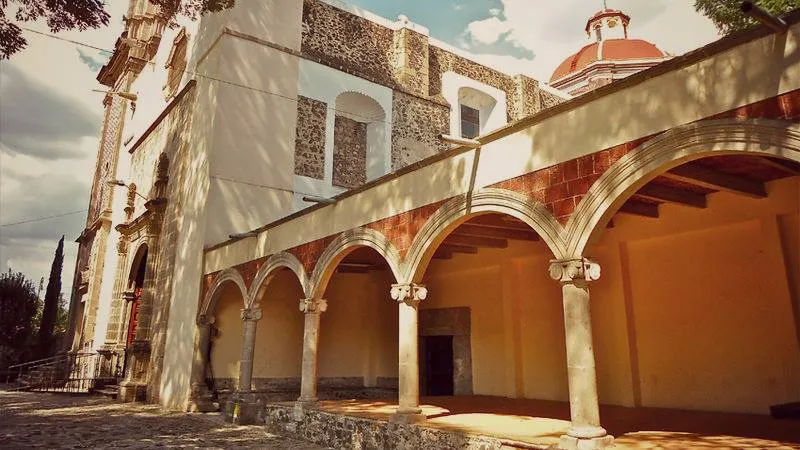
[292,398,318,421]
[390,407,426,424]
[188,382,220,413]
[223,392,262,425]
[559,434,614,450]
[117,381,147,403]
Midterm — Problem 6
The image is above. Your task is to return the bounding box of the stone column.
[390,283,427,424]
[296,298,328,406]
[188,314,218,412]
[549,258,614,450]
[237,307,262,393]
[226,306,262,425]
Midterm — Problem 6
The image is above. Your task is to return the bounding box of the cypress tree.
[36,236,64,359]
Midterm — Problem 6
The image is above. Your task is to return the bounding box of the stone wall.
[390,91,450,170]
[264,405,508,449]
[332,116,367,188]
[301,0,395,89]
[294,96,327,179]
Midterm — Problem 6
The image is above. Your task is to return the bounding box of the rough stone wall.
[539,89,565,110]
[332,116,367,188]
[390,91,449,169]
[511,74,542,120]
[265,405,506,449]
[301,0,395,88]
[88,96,125,223]
[294,96,327,179]
[144,87,198,403]
[392,27,429,97]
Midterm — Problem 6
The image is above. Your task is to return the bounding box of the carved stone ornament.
[197,314,216,327]
[299,298,328,314]
[240,307,263,322]
[549,258,601,283]
[390,283,428,305]
[122,289,137,303]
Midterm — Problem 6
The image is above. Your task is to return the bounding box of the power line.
[0,210,87,227]
[210,175,336,199]
[21,27,392,125]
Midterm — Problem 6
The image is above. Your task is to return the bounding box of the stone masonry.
[294,96,327,179]
[332,116,367,188]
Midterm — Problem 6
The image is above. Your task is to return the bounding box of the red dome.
[550,39,666,82]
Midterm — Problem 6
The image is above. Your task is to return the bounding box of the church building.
[62,0,800,449]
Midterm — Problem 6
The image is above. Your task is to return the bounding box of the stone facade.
[332,116,367,188]
[294,96,327,179]
[390,91,450,170]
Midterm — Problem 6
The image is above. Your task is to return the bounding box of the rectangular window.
[460,105,480,139]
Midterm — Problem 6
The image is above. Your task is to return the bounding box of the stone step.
[92,385,119,399]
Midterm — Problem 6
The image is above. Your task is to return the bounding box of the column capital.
[299,298,328,314]
[390,283,427,305]
[197,314,216,327]
[549,258,601,284]
[240,307,262,322]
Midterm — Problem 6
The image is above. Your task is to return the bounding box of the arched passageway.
[206,281,247,402]
[582,153,800,415]
[249,268,306,401]
[316,246,399,400]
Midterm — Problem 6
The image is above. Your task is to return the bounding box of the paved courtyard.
[0,391,326,449]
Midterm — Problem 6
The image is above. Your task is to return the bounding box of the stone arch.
[127,243,149,289]
[566,118,800,257]
[403,187,567,283]
[199,268,249,319]
[247,252,311,308]
[309,227,403,298]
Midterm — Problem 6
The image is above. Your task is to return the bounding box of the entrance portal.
[422,335,454,396]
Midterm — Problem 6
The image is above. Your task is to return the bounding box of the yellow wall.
[318,269,398,385]
[417,176,799,414]
[210,283,246,379]
[588,176,800,414]
[252,269,305,378]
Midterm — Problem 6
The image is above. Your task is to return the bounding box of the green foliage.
[695,0,799,34]
[35,236,64,359]
[0,0,235,59]
[0,269,40,368]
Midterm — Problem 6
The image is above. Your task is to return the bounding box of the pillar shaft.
[237,308,262,393]
[191,316,214,388]
[390,283,427,423]
[549,258,609,443]
[397,299,420,412]
[297,298,327,403]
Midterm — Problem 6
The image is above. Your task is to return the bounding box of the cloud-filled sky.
[0,0,720,295]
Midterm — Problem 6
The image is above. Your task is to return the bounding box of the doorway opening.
[422,335,454,396]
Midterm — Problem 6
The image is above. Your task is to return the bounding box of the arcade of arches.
[196,120,800,449]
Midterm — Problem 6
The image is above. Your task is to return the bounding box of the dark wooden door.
[423,335,454,396]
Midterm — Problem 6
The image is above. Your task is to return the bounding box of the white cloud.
[466,16,512,45]
[463,0,721,81]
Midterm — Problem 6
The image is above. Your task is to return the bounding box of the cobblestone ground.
[0,391,328,449]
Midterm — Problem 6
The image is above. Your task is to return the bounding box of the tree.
[35,236,64,360]
[0,0,235,59]
[0,270,39,368]
[695,0,799,34]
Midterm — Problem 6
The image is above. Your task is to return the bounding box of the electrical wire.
[0,210,88,227]
[210,175,337,199]
[19,26,392,125]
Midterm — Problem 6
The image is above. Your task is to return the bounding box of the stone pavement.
[0,391,327,449]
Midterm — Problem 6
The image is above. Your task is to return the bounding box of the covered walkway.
[284,396,800,449]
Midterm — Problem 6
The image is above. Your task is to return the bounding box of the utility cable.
[19,26,392,125]
[0,209,88,227]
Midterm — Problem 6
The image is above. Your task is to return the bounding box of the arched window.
[332,92,388,188]
[457,87,498,140]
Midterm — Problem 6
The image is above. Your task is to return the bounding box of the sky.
[0,0,721,297]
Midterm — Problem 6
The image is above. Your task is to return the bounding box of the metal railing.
[4,351,123,393]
